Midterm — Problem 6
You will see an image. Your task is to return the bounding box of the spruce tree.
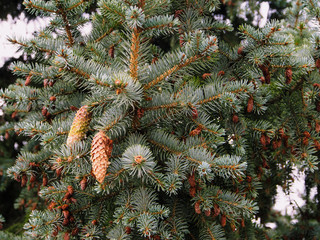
[1,0,320,239]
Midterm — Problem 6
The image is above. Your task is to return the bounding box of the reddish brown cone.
[25,75,32,86]
[194,201,201,214]
[285,67,292,84]
[247,96,254,113]
[221,214,227,227]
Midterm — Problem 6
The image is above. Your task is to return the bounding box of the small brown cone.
[125,226,131,234]
[189,127,202,136]
[202,73,211,79]
[91,131,113,183]
[205,208,211,216]
[11,111,18,119]
[189,187,196,197]
[237,46,244,55]
[67,105,92,146]
[43,79,49,87]
[316,121,320,133]
[213,204,220,218]
[221,214,227,227]
[247,96,254,113]
[4,131,9,140]
[188,173,196,187]
[42,175,48,186]
[260,134,266,146]
[191,107,198,119]
[259,64,270,84]
[109,45,115,58]
[41,107,48,117]
[49,96,56,102]
[316,59,320,68]
[80,176,87,190]
[63,232,70,240]
[232,114,239,123]
[218,70,225,76]
[25,75,32,86]
[285,67,292,84]
[303,131,311,138]
[194,201,201,214]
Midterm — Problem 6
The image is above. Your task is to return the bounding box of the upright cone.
[91,131,113,183]
[67,105,92,146]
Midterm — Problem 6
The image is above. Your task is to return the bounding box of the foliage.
[1,0,320,239]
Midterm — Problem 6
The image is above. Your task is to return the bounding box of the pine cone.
[316,121,320,133]
[247,96,254,113]
[285,67,292,84]
[67,105,92,146]
[232,114,239,123]
[25,75,32,86]
[91,131,113,183]
[221,214,226,227]
[316,59,320,68]
[194,201,201,214]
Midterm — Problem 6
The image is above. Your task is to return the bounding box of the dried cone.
[41,107,48,117]
[64,232,70,240]
[189,187,196,197]
[232,114,239,123]
[316,121,320,133]
[67,105,92,146]
[316,100,320,112]
[213,204,220,217]
[194,201,201,214]
[285,67,292,84]
[80,176,87,190]
[191,107,198,119]
[188,173,196,187]
[218,70,225,76]
[109,45,115,58]
[71,228,79,236]
[91,131,113,183]
[189,126,202,136]
[21,174,27,187]
[241,218,245,228]
[49,96,56,102]
[260,134,267,146]
[314,139,320,150]
[221,214,227,227]
[4,131,9,140]
[125,226,132,234]
[11,111,17,119]
[259,64,270,84]
[303,131,311,138]
[205,208,211,216]
[43,79,49,87]
[25,75,32,86]
[247,96,254,113]
[43,175,48,186]
[202,73,211,79]
[316,59,320,68]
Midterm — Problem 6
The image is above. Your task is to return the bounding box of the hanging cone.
[285,67,292,84]
[67,105,92,146]
[90,131,113,183]
[221,214,226,227]
[247,96,254,113]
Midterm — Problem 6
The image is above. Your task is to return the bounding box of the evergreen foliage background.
[0,0,320,239]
